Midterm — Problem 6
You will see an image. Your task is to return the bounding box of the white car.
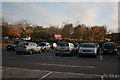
[55,42,75,56]
[38,42,51,52]
[78,43,98,57]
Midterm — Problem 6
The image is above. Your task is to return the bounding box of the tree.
[15,19,32,38]
[7,25,22,37]
[73,24,88,40]
[90,26,107,41]
[2,21,9,37]
[62,23,73,39]
[32,26,50,39]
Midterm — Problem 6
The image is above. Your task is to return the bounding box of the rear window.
[24,43,29,46]
[57,43,69,47]
[38,43,46,46]
[17,42,29,46]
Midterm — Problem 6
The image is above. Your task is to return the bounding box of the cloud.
[60,3,99,26]
[2,0,119,2]
[106,5,118,32]
[2,2,118,32]
[81,7,98,26]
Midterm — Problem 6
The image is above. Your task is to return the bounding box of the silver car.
[55,42,75,56]
[15,42,41,55]
[78,43,98,57]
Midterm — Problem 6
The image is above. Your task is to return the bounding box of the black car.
[102,42,118,55]
[116,44,120,51]
[6,41,20,51]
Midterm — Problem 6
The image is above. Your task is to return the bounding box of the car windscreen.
[57,43,69,47]
[104,43,116,49]
[81,44,95,48]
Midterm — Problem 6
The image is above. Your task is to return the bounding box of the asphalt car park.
[1,46,120,80]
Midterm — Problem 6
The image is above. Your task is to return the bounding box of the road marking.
[40,72,52,79]
[48,56,54,58]
[3,67,101,77]
[0,68,10,72]
[101,75,104,80]
[100,55,103,60]
[35,63,95,69]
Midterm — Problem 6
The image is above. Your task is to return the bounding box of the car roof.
[104,42,114,44]
[20,42,35,44]
[82,43,95,44]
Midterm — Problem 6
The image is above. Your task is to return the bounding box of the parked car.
[50,43,57,49]
[38,42,51,52]
[55,42,75,56]
[116,44,120,51]
[6,41,20,51]
[78,43,98,57]
[15,42,41,55]
[102,42,118,55]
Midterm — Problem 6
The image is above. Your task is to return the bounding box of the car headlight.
[78,49,82,53]
[104,49,107,51]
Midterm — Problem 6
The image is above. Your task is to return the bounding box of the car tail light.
[23,46,27,48]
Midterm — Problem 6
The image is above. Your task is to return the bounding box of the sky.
[1,0,119,33]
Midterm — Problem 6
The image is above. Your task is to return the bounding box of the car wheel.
[7,48,10,51]
[39,50,42,54]
[16,52,20,55]
[93,55,97,58]
[55,53,58,56]
[97,49,99,54]
[29,50,33,55]
[49,48,51,51]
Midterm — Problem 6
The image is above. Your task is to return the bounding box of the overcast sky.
[2,0,119,32]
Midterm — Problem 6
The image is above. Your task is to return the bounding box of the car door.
[32,43,40,52]
[46,43,50,50]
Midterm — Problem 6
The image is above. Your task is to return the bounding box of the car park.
[15,42,41,55]
[102,42,118,55]
[55,42,75,56]
[78,43,98,57]
[38,42,51,52]
[6,41,20,51]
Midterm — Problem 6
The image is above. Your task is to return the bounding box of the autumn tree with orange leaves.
[90,26,107,41]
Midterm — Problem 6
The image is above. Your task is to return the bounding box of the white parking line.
[0,68,10,72]
[35,63,95,69]
[101,75,104,80]
[40,72,52,79]
[100,55,103,60]
[3,67,101,77]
